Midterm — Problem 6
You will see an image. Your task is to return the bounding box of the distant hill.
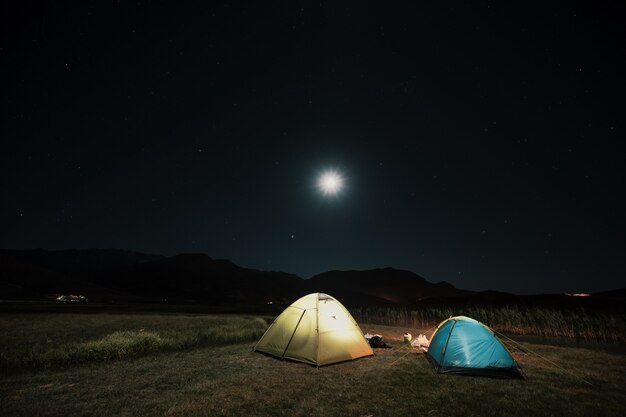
[413,289,626,311]
[0,249,305,304]
[100,253,306,304]
[593,288,626,298]
[0,249,164,302]
[0,248,164,273]
[2,248,621,309]
[307,268,471,305]
[0,248,463,306]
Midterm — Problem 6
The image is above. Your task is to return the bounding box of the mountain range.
[0,248,623,308]
[0,248,465,306]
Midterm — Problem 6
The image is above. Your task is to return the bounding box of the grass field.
[1,313,625,417]
[0,313,267,371]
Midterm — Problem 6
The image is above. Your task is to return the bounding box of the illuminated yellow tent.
[253,293,373,366]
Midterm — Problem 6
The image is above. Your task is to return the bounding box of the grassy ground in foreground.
[0,313,266,371]
[1,317,625,417]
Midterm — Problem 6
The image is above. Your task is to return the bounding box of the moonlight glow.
[317,171,344,196]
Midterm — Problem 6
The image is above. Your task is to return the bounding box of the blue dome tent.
[426,316,523,379]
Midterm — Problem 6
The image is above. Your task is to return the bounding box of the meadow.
[1,311,625,417]
[0,313,267,372]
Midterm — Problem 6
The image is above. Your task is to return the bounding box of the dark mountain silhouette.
[593,288,626,298]
[0,249,307,304]
[101,253,306,304]
[0,248,163,274]
[307,268,470,305]
[413,289,626,311]
[0,249,461,306]
[0,249,154,302]
[2,248,622,309]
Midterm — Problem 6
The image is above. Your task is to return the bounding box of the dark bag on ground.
[368,335,389,348]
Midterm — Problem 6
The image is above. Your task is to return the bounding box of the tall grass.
[0,314,266,372]
[352,306,626,343]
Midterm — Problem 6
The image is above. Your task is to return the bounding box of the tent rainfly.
[253,293,373,366]
[426,316,523,378]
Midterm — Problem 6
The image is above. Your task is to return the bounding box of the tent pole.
[438,320,457,371]
[281,309,306,359]
[316,293,320,364]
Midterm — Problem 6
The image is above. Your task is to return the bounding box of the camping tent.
[426,316,523,378]
[253,293,373,366]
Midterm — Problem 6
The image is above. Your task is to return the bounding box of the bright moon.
[317,171,344,196]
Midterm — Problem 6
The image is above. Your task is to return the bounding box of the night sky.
[2,2,624,294]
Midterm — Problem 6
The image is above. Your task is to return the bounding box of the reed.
[351,305,626,342]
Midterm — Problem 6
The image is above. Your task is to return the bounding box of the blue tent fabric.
[426,316,523,379]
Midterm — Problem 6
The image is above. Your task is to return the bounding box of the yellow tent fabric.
[253,293,374,366]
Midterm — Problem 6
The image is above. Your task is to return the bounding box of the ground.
[1,316,625,417]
